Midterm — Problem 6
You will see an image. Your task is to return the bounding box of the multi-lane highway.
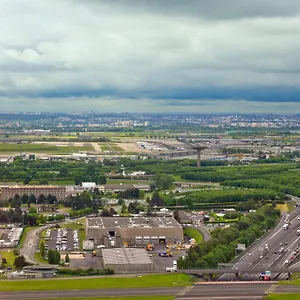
[218,204,300,280]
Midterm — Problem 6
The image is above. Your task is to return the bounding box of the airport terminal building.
[86,216,184,246]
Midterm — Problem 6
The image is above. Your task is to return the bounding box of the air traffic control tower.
[191,144,209,168]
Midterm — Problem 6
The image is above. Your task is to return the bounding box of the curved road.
[20,225,47,264]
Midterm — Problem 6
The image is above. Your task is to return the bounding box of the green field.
[42,297,174,300]
[0,274,192,291]
[0,143,92,154]
[0,251,18,269]
[267,294,300,300]
[111,146,124,152]
[183,228,203,244]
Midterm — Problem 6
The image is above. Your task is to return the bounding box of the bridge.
[184,267,300,279]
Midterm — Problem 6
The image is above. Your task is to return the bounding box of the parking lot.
[0,226,23,248]
[146,243,186,272]
[45,229,80,252]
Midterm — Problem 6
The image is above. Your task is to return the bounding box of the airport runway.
[2,283,300,300]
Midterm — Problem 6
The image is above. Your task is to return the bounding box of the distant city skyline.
[1,1,300,113]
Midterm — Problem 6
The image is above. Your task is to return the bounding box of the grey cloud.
[0,0,300,112]
[97,0,300,20]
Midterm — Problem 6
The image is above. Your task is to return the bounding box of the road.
[218,204,300,281]
[20,217,89,265]
[2,282,300,300]
[20,225,47,264]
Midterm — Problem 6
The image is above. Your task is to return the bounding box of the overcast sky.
[1,0,300,113]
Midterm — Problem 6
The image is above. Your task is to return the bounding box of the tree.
[21,194,29,204]
[154,173,174,190]
[121,203,127,214]
[59,167,68,177]
[37,194,46,204]
[14,255,27,269]
[150,191,164,207]
[98,175,107,185]
[28,194,37,204]
[11,196,22,208]
[40,241,46,258]
[23,176,31,185]
[128,202,140,214]
[48,249,60,264]
[100,208,113,217]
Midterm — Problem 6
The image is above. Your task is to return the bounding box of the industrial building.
[102,247,154,273]
[0,185,66,201]
[86,216,183,246]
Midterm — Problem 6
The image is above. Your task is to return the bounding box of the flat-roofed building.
[102,247,154,273]
[86,216,183,246]
[0,185,66,201]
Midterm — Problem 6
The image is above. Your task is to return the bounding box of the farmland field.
[0,143,92,154]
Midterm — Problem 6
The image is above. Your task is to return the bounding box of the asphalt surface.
[20,225,47,264]
[0,287,183,300]
[218,203,300,281]
[3,283,300,300]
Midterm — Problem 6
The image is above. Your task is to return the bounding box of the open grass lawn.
[281,279,300,285]
[0,143,92,154]
[0,251,18,269]
[99,144,110,151]
[184,227,203,244]
[43,297,174,300]
[111,146,124,152]
[0,274,192,291]
[267,294,300,300]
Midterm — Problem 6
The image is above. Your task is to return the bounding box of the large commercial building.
[86,216,184,246]
[0,185,66,201]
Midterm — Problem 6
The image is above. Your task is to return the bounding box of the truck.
[165,266,177,272]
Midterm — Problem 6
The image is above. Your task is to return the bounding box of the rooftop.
[102,247,152,265]
[0,185,65,189]
[87,216,181,229]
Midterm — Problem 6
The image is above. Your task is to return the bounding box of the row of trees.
[8,193,58,208]
[165,189,287,208]
[178,205,280,269]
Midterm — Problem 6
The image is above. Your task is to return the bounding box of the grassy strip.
[281,279,300,285]
[0,274,192,291]
[183,228,203,244]
[42,297,174,300]
[267,294,300,300]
